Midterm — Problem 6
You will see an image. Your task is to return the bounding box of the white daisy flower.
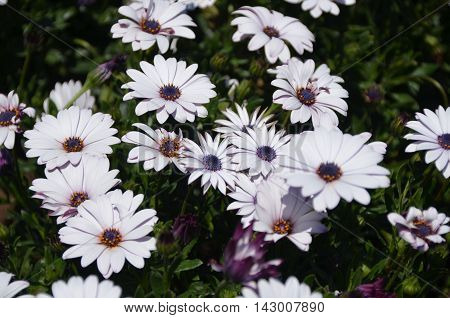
[242,276,322,298]
[60,190,158,279]
[404,106,450,178]
[30,156,120,224]
[178,0,216,10]
[122,123,185,172]
[271,58,348,127]
[230,125,292,178]
[182,132,238,195]
[24,106,121,170]
[30,275,121,298]
[388,207,449,252]
[122,54,216,123]
[254,176,327,251]
[43,80,95,113]
[214,103,275,137]
[111,0,196,53]
[227,174,258,227]
[0,91,35,149]
[231,6,314,64]
[285,127,390,211]
[285,0,356,18]
[0,272,29,298]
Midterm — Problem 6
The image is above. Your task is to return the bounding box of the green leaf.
[174,259,203,273]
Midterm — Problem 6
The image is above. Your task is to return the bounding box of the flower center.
[159,137,181,158]
[203,154,222,171]
[141,19,161,34]
[412,219,433,238]
[437,134,450,150]
[159,84,181,101]
[296,88,316,106]
[63,137,84,153]
[317,163,342,182]
[263,26,279,38]
[0,110,17,127]
[273,219,292,235]
[100,228,122,248]
[69,191,89,208]
[256,146,277,162]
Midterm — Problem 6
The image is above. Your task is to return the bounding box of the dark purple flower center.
[273,219,292,235]
[317,163,342,182]
[100,228,122,248]
[296,88,316,106]
[141,19,161,34]
[203,154,222,171]
[256,146,277,162]
[412,220,433,238]
[69,191,89,208]
[0,111,16,127]
[159,137,181,158]
[263,26,279,38]
[159,84,181,101]
[63,137,84,153]
[437,133,450,150]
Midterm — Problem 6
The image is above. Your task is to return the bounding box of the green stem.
[214,280,228,297]
[180,186,193,214]
[63,84,91,109]
[18,48,32,95]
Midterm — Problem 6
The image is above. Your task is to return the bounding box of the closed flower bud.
[172,214,199,244]
[156,231,178,257]
[210,53,228,71]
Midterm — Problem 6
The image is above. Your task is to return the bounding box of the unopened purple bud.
[363,85,383,103]
[95,54,127,82]
[0,148,12,175]
[172,213,199,244]
[351,278,395,298]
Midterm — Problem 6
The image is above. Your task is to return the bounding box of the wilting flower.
[231,6,314,64]
[271,58,348,127]
[0,148,12,175]
[227,174,258,228]
[95,55,127,82]
[122,124,185,172]
[182,132,238,195]
[404,106,450,178]
[211,223,282,284]
[111,0,196,52]
[388,207,449,252]
[285,0,356,18]
[230,125,292,178]
[122,55,216,123]
[254,176,327,251]
[241,277,322,298]
[172,213,199,244]
[43,80,95,113]
[30,156,120,224]
[60,190,158,278]
[24,106,120,170]
[214,103,274,137]
[285,127,390,211]
[0,272,29,298]
[27,275,121,298]
[0,91,35,149]
[350,278,395,298]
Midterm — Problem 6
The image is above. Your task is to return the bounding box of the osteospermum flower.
[24,106,120,170]
[241,277,322,298]
[122,55,216,123]
[0,91,35,149]
[43,80,95,113]
[60,190,158,278]
[230,125,292,178]
[111,0,196,52]
[285,127,390,211]
[30,156,120,224]
[179,0,215,10]
[404,106,450,178]
[231,6,314,64]
[271,58,348,127]
[285,0,356,18]
[388,207,449,252]
[227,174,258,227]
[30,276,121,298]
[0,272,29,298]
[211,223,282,284]
[351,278,395,298]
[182,133,238,195]
[214,103,274,137]
[122,123,185,172]
[254,176,327,251]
